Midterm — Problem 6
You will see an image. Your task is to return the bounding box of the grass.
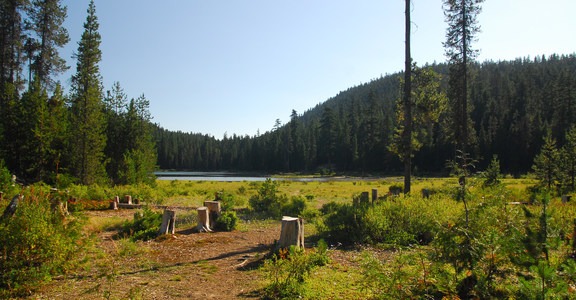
[19,176,576,299]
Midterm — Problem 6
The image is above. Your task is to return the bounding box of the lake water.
[155,171,360,182]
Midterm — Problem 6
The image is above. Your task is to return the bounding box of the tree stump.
[562,195,572,203]
[124,195,132,204]
[158,209,176,235]
[371,189,378,204]
[110,196,119,210]
[196,207,212,232]
[278,216,304,250]
[2,195,21,220]
[204,200,221,228]
[422,188,430,199]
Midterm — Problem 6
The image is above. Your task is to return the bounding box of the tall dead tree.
[402,0,412,194]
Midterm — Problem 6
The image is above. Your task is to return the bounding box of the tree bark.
[196,207,212,232]
[403,0,412,195]
[158,209,176,235]
[204,200,221,228]
[278,216,304,250]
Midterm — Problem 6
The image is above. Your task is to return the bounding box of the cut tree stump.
[277,216,304,250]
[158,209,176,235]
[124,195,132,204]
[204,200,221,228]
[110,196,119,210]
[196,207,212,232]
[2,195,21,220]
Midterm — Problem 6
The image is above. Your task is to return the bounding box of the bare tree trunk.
[403,0,412,194]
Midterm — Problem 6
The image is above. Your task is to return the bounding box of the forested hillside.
[0,1,156,186]
[155,54,576,175]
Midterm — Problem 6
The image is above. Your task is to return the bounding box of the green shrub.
[0,159,14,194]
[214,211,238,231]
[119,207,162,241]
[263,244,329,299]
[282,196,307,217]
[0,188,85,297]
[249,178,288,218]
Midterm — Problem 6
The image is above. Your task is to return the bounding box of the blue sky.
[58,0,576,139]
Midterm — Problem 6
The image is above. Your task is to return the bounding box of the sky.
[58,0,576,139]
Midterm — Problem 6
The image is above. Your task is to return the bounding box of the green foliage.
[68,0,107,185]
[319,196,446,246]
[483,155,502,187]
[214,211,238,231]
[532,132,561,192]
[0,159,14,194]
[249,178,287,218]
[282,196,307,217]
[262,244,329,299]
[0,188,85,297]
[119,207,162,241]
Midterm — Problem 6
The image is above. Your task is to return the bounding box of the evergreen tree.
[390,67,447,173]
[26,0,69,89]
[319,106,336,169]
[119,94,156,185]
[45,83,68,185]
[443,0,484,154]
[103,81,128,183]
[0,0,27,93]
[561,125,576,191]
[68,0,106,185]
[532,132,560,191]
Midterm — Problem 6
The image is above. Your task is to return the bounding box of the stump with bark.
[158,209,176,235]
[277,216,304,250]
[110,196,119,210]
[204,200,221,228]
[196,207,212,232]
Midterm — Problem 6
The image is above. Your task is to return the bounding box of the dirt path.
[33,211,281,299]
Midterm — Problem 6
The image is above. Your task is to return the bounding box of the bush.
[263,243,329,299]
[319,196,446,246]
[0,187,85,297]
[249,178,287,218]
[214,211,238,231]
[282,196,307,217]
[119,207,162,241]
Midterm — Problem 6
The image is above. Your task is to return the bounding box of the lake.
[154,171,365,182]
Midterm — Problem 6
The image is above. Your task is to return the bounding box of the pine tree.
[0,0,27,94]
[532,132,560,191]
[561,125,576,191]
[26,0,69,89]
[68,0,106,185]
[103,81,128,183]
[443,0,484,154]
[118,94,156,185]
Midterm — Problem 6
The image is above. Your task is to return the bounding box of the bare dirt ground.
[31,209,359,300]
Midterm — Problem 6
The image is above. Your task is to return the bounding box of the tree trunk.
[403,0,412,194]
[158,209,176,235]
[278,216,304,250]
[196,207,212,232]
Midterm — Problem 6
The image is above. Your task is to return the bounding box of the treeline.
[155,54,576,175]
[0,0,156,186]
